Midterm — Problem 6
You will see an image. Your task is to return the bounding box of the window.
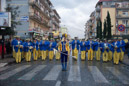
[122,20,128,26]
[125,29,128,35]
[123,11,128,16]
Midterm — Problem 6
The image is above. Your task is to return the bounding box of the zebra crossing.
[0,64,129,85]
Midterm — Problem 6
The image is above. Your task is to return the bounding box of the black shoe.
[62,69,65,71]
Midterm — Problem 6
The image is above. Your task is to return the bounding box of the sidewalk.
[0,54,15,67]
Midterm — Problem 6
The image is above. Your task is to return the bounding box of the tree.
[99,20,102,39]
[96,19,102,39]
[0,4,21,35]
[103,19,107,38]
[96,21,100,38]
[106,11,112,39]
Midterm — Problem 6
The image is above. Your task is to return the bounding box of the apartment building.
[6,0,60,39]
[85,0,129,39]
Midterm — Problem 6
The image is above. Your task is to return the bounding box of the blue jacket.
[39,40,49,51]
[24,42,33,52]
[113,41,121,53]
[80,41,86,51]
[120,40,125,52]
[71,40,80,50]
[86,41,94,50]
[94,41,99,51]
[14,40,23,52]
[48,41,57,51]
[101,43,109,53]
[108,43,114,52]
[33,41,39,50]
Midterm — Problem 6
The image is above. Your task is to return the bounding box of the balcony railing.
[29,1,41,10]
[29,12,42,23]
[29,1,50,20]
[116,15,129,19]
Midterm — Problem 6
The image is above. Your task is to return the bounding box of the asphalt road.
[0,52,129,86]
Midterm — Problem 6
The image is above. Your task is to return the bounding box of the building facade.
[85,0,129,39]
[6,0,61,39]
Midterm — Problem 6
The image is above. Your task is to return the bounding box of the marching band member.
[24,39,33,62]
[80,39,86,60]
[14,36,23,63]
[86,37,94,61]
[58,37,69,71]
[56,39,61,60]
[71,37,80,60]
[11,36,16,58]
[119,37,125,62]
[102,39,109,62]
[37,39,41,58]
[40,38,48,60]
[108,40,113,61]
[33,39,38,61]
[48,38,56,60]
[94,39,99,61]
[113,38,121,64]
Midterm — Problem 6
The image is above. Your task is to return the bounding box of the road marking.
[68,66,81,82]
[43,65,61,80]
[18,65,46,80]
[88,66,109,83]
[0,66,9,72]
[0,65,30,80]
[55,81,61,86]
[0,63,7,68]
[107,67,129,84]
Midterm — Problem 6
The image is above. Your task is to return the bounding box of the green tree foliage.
[106,11,112,39]
[103,19,107,38]
[0,4,21,35]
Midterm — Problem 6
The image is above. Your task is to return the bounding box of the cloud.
[51,0,98,38]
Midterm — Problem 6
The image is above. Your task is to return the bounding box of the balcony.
[29,1,41,10]
[116,15,129,19]
[29,12,42,24]
[116,3,129,10]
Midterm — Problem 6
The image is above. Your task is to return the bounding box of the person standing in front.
[58,36,69,71]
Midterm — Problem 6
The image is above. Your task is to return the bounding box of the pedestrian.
[119,37,125,62]
[11,36,16,58]
[102,39,109,62]
[113,37,121,64]
[33,39,38,61]
[108,40,113,61]
[94,39,99,61]
[14,36,23,63]
[56,39,61,60]
[58,36,69,71]
[71,37,80,60]
[80,39,86,60]
[86,37,94,61]
[48,38,56,60]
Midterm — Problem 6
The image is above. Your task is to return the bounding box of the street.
[0,52,129,86]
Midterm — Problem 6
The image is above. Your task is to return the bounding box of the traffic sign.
[118,24,125,32]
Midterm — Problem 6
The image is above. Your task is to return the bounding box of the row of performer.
[11,36,126,65]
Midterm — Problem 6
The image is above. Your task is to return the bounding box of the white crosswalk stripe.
[1,64,129,85]
[68,66,81,82]
[43,65,62,80]
[18,65,46,80]
[107,67,129,84]
[0,66,9,72]
[0,65,30,80]
[88,66,109,83]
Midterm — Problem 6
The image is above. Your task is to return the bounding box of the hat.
[119,37,122,39]
[42,37,45,40]
[108,40,111,42]
[114,37,117,39]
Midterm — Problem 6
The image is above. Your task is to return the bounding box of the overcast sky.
[51,0,98,38]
